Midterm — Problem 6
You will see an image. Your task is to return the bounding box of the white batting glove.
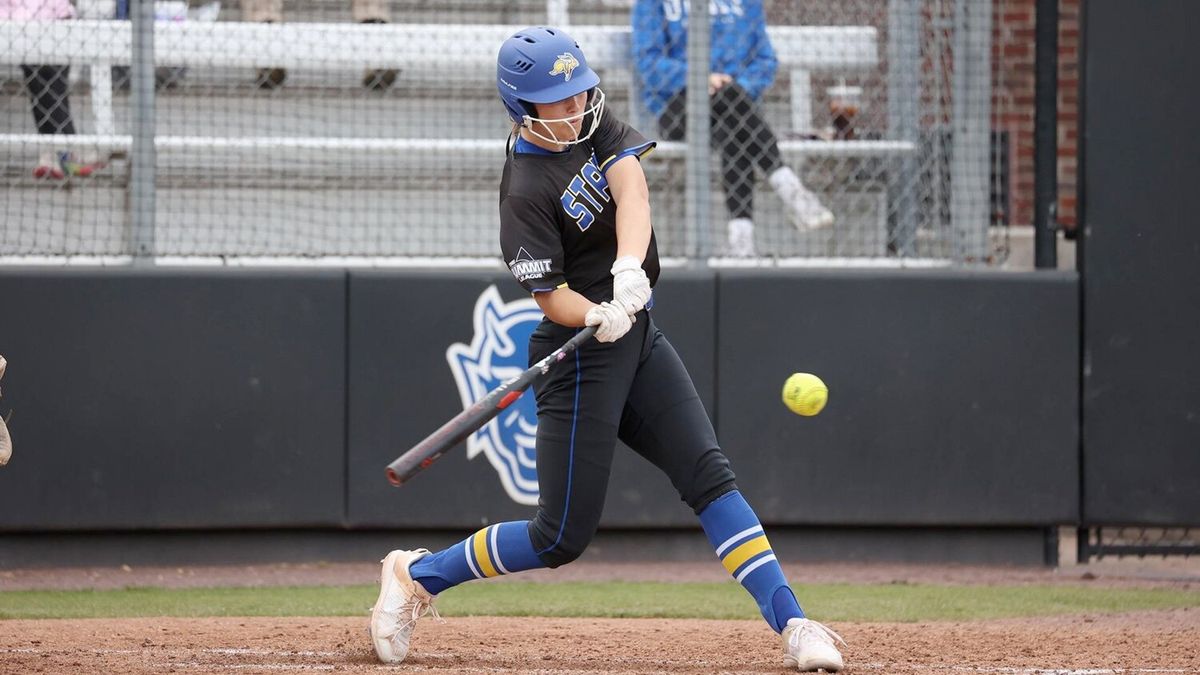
[585,301,634,343]
[610,255,652,316]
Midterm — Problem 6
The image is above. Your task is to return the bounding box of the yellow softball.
[782,373,828,417]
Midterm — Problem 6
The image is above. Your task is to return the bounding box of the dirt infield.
[3,560,1199,673]
[2,611,1198,674]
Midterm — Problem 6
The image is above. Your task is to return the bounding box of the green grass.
[2,582,1198,622]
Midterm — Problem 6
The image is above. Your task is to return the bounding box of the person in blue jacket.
[633,0,834,256]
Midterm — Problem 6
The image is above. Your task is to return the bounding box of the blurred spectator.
[2,0,107,178]
[242,0,397,90]
[112,0,194,90]
[633,0,833,256]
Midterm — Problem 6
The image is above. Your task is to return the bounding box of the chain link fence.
[2,0,1009,262]
[1077,527,1200,561]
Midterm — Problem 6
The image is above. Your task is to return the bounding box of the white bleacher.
[0,20,906,156]
[1,17,911,258]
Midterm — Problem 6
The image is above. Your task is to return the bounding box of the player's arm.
[604,155,654,317]
[606,155,652,263]
[535,287,632,343]
[736,3,778,99]
[533,286,596,328]
[501,194,579,325]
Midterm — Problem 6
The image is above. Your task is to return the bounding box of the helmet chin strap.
[521,88,606,147]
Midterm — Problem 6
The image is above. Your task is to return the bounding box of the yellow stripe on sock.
[472,527,499,577]
[721,535,771,576]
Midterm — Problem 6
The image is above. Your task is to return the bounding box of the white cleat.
[369,548,437,663]
[782,618,845,672]
[727,218,758,257]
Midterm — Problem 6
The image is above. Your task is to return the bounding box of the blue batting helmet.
[496,26,601,124]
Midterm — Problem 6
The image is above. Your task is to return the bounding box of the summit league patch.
[508,247,553,283]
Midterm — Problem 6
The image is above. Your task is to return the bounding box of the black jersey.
[498,113,660,305]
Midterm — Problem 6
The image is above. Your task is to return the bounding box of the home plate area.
[2,612,1197,674]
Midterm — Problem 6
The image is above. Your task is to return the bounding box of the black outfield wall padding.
[345,270,716,529]
[0,269,347,530]
[717,269,1079,526]
[1080,0,1200,525]
[0,268,1085,536]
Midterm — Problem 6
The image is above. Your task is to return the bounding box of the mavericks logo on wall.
[446,286,544,505]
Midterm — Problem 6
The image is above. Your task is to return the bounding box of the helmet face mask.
[521,87,606,146]
[497,27,605,145]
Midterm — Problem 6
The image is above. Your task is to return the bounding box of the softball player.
[370,26,844,672]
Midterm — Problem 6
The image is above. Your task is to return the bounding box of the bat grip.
[565,325,598,350]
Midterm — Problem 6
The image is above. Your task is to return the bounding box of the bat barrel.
[385,439,444,486]
[385,465,404,486]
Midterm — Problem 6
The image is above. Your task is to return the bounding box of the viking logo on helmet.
[548,52,580,81]
[446,286,544,505]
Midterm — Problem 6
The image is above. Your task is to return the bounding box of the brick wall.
[994,0,1079,230]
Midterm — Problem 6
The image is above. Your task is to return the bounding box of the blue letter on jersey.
[560,154,610,232]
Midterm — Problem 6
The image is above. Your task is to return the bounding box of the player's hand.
[708,73,733,96]
[610,256,652,316]
[585,301,634,343]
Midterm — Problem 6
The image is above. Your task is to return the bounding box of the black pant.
[525,312,737,568]
[22,65,76,135]
[658,83,784,220]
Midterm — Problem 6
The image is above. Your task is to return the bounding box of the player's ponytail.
[505,122,521,155]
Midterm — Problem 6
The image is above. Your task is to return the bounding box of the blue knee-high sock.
[699,490,804,633]
[408,521,545,595]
